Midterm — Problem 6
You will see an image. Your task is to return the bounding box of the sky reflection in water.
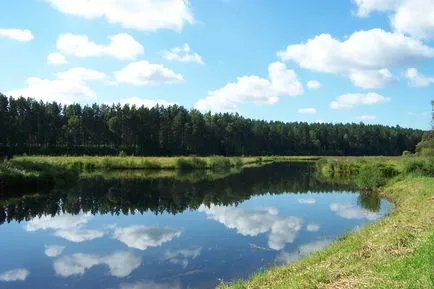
[0,163,392,289]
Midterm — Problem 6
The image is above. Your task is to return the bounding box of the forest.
[0,93,424,157]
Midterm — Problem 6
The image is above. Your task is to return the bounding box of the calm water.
[0,163,392,289]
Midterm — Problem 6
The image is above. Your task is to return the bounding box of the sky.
[0,0,433,130]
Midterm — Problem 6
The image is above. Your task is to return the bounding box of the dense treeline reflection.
[0,163,380,224]
[0,95,423,156]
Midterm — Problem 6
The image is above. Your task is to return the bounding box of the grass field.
[219,156,434,289]
[10,155,319,171]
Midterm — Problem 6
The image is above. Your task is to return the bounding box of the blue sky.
[0,0,433,129]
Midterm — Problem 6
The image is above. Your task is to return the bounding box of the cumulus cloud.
[330,203,385,220]
[162,247,202,268]
[114,60,184,85]
[45,0,193,31]
[297,198,316,204]
[57,33,144,60]
[307,80,321,89]
[276,239,332,264]
[7,67,107,104]
[355,114,377,121]
[199,205,302,250]
[298,108,316,114]
[0,28,33,42]
[54,251,141,278]
[163,43,204,64]
[118,96,177,108]
[306,224,320,232]
[353,0,434,39]
[113,225,182,250]
[120,281,182,289]
[55,229,104,243]
[278,28,434,88]
[47,52,68,65]
[0,269,30,282]
[329,92,390,109]
[44,245,65,257]
[405,68,434,87]
[25,213,104,242]
[195,62,303,112]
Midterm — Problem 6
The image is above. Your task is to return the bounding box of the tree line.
[0,94,424,156]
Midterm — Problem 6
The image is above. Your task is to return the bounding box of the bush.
[232,157,243,168]
[356,163,399,190]
[210,157,232,171]
[118,150,127,157]
[176,157,207,170]
[403,159,434,177]
[402,150,412,157]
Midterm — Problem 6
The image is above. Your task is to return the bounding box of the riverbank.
[0,155,317,191]
[220,157,434,289]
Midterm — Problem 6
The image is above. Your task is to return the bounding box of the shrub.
[356,163,399,190]
[210,157,232,171]
[176,157,207,170]
[232,157,243,168]
[403,159,434,177]
[402,150,412,157]
[118,150,127,157]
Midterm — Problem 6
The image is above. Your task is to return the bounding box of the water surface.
[0,163,392,289]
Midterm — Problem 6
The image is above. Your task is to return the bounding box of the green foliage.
[416,131,434,156]
[0,94,424,157]
[403,158,434,176]
[401,150,411,156]
[355,163,399,190]
[176,157,207,170]
[209,156,232,171]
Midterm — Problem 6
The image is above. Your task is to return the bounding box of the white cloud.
[55,229,104,243]
[195,62,303,112]
[276,239,332,264]
[57,33,144,60]
[307,80,321,89]
[45,245,65,257]
[199,205,302,250]
[54,251,141,278]
[25,213,104,242]
[349,69,396,89]
[45,0,193,31]
[120,281,182,289]
[162,247,201,268]
[25,214,91,232]
[408,111,431,117]
[298,108,316,114]
[405,68,434,87]
[330,203,384,220]
[7,67,107,104]
[119,96,177,108]
[113,225,182,250]
[0,269,30,282]
[114,60,184,85]
[47,53,68,65]
[297,198,316,204]
[355,114,377,121]
[306,224,320,232]
[278,28,434,88]
[0,29,33,42]
[163,43,204,64]
[329,92,390,109]
[353,0,434,39]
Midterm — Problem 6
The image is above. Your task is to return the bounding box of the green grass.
[219,157,434,289]
[11,155,319,172]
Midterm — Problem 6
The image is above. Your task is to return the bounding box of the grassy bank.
[10,155,318,171]
[1,155,318,190]
[220,157,434,289]
[0,159,78,192]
